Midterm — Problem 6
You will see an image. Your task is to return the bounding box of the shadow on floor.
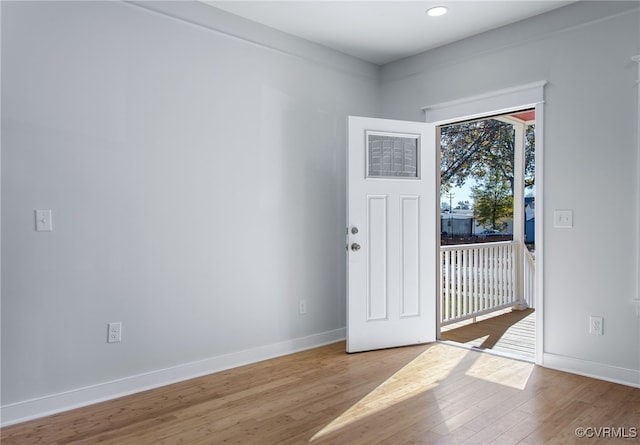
[440,308,535,351]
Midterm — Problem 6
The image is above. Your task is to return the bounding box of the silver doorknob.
[351,243,361,252]
[351,227,359,235]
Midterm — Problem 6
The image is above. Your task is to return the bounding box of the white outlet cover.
[589,316,603,335]
[108,322,122,343]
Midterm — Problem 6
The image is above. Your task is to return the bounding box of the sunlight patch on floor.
[465,352,534,390]
[310,344,466,442]
[310,343,537,442]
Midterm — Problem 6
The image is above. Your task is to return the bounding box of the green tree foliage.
[440,119,535,194]
[471,172,513,230]
[524,124,535,189]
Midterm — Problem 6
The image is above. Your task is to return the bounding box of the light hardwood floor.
[2,341,639,444]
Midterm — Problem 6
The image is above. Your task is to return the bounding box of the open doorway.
[437,109,537,362]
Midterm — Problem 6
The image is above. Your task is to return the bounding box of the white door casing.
[347,116,437,353]
[422,81,545,363]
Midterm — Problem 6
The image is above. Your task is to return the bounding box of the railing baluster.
[485,247,490,310]
[444,250,450,321]
[450,249,456,319]
[503,245,507,305]
[493,245,497,306]
[495,245,500,306]
[510,244,516,304]
[455,250,461,318]
[471,248,477,314]
[481,247,486,312]
[483,246,488,310]
[507,244,512,304]
[507,244,513,304]
[440,250,444,322]
[492,245,497,308]
[477,248,482,312]
[451,249,455,319]
[472,248,477,314]
[511,244,516,304]
[504,245,509,305]
[462,248,468,317]
[500,245,506,305]
[460,249,465,318]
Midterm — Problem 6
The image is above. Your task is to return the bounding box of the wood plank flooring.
[440,308,536,361]
[2,341,639,445]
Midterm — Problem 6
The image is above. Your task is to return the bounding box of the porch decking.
[440,307,535,361]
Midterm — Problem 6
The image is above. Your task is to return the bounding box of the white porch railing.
[440,241,521,326]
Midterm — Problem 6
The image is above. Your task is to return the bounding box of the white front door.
[347,116,437,353]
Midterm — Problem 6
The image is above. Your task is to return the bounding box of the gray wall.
[1,1,378,418]
[2,0,639,424]
[380,1,640,377]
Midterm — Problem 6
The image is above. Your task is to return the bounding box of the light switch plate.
[553,209,573,228]
[35,210,53,232]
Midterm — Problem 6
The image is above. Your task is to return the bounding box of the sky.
[442,180,475,209]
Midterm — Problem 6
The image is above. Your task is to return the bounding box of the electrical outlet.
[299,300,307,315]
[107,322,122,343]
[589,316,603,336]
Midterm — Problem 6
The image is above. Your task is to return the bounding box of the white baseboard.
[0,328,346,427]
[542,353,640,388]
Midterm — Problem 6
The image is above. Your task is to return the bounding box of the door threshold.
[437,339,535,364]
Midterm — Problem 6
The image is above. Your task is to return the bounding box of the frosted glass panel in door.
[367,132,420,179]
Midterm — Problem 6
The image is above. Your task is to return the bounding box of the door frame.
[422,81,546,364]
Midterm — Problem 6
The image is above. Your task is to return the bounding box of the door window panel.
[367,132,419,179]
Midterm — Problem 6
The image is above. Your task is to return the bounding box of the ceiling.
[205,1,576,65]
